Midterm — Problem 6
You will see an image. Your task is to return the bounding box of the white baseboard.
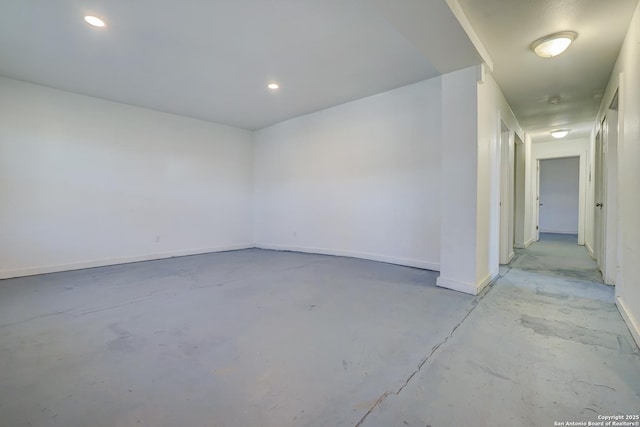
[255,243,440,271]
[539,229,578,234]
[436,272,494,296]
[0,243,255,280]
[499,251,515,265]
[1,243,440,280]
[585,242,595,258]
[514,239,534,249]
[616,295,640,349]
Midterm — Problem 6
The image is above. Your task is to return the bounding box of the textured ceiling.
[458,0,638,142]
[0,0,482,130]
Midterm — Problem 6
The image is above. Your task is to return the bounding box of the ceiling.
[458,0,639,142]
[0,0,481,130]
[0,1,636,136]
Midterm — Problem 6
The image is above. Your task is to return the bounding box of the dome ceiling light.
[531,31,577,58]
[84,15,106,28]
[550,129,570,139]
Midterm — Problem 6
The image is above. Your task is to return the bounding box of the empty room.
[1,1,640,426]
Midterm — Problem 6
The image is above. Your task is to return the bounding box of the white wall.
[476,68,523,285]
[530,138,590,245]
[539,157,580,234]
[254,79,441,270]
[1,69,527,297]
[0,77,254,279]
[596,1,640,347]
[522,134,535,247]
[437,66,523,295]
[437,66,479,293]
[513,134,529,247]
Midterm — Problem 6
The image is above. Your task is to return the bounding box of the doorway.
[538,157,580,236]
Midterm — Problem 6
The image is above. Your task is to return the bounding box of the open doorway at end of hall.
[538,156,580,240]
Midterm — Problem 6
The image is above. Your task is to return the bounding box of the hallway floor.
[1,235,638,427]
[365,233,640,426]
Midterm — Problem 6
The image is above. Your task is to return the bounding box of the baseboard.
[585,242,595,258]
[539,229,579,234]
[514,239,534,249]
[1,243,439,279]
[616,295,640,349]
[0,243,255,280]
[255,243,440,271]
[436,272,494,296]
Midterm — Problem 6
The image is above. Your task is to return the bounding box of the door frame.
[603,107,618,285]
[535,159,540,241]
[532,150,587,245]
[537,156,581,237]
[499,128,515,264]
[513,134,526,248]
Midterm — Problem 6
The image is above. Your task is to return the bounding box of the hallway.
[364,233,640,426]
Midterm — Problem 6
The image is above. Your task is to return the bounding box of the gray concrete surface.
[0,249,476,427]
[363,234,640,426]
[1,235,638,427]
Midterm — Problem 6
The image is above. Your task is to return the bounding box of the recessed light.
[84,15,106,28]
[267,83,280,90]
[531,31,577,58]
[550,129,570,139]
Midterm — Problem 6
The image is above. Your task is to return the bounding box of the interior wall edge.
[0,244,254,280]
[616,295,640,349]
[255,243,440,272]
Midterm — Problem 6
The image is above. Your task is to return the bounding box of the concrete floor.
[1,234,638,426]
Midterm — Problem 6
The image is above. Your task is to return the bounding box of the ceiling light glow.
[550,129,570,139]
[267,83,280,90]
[84,15,106,28]
[531,31,577,58]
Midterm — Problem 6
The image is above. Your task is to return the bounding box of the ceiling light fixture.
[549,96,562,105]
[550,129,570,139]
[84,15,106,28]
[531,31,577,58]
[267,83,280,90]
